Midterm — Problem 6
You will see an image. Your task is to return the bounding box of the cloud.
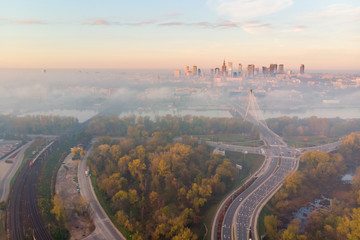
[216,20,239,28]
[194,21,213,28]
[281,25,307,33]
[158,22,185,26]
[304,4,360,23]
[241,22,272,34]
[16,19,44,24]
[208,0,293,20]
[83,19,109,25]
[126,20,156,26]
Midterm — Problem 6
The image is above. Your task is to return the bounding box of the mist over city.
[1,1,360,240]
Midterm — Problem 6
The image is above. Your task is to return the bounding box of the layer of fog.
[0,69,359,122]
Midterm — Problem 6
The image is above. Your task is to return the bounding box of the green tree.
[264,215,279,240]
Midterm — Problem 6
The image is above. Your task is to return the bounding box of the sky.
[0,0,359,71]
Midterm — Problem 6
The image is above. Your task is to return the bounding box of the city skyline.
[1,0,359,71]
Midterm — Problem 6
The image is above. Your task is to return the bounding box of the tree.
[337,208,360,240]
[51,195,66,226]
[264,215,279,240]
[171,227,197,240]
[282,219,307,240]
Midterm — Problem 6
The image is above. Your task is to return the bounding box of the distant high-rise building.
[262,66,268,75]
[228,62,233,76]
[193,65,197,76]
[222,60,227,76]
[215,68,220,75]
[247,64,255,77]
[279,64,284,74]
[255,67,259,76]
[300,64,305,74]
[210,68,214,75]
[238,64,242,75]
[185,66,190,73]
[269,64,277,75]
[197,69,201,76]
[174,70,181,78]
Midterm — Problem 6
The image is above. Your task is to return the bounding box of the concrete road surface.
[78,140,126,240]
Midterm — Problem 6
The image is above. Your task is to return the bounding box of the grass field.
[202,151,265,240]
[284,136,340,148]
[197,134,263,147]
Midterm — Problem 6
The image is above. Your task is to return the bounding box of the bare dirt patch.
[55,153,94,240]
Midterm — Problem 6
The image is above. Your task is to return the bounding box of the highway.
[0,141,32,202]
[214,95,342,240]
[216,126,341,240]
[206,141,262,155]
[78,140,125,240]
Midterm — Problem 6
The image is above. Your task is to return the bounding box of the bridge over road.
[212,90,342,240]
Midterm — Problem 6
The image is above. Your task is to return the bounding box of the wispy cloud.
[241,22,272,34]
[126,20,156,26]
[216,20,239,28]
[83,19,109,26]
[194,21,213,28]
[16,19,44,24]
[304,4,360,23]
[208,0,293,20]
[281,25,307,33]
[158,22,185,26]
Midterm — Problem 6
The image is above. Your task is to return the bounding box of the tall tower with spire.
[221,60,227,76]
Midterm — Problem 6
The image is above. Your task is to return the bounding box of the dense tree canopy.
[87,115,259,139]
[265,133,360,240]
[0,114,78,137]
[266,117,360,138]
[87,116,243,239]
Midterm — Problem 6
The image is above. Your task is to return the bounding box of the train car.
[29,141,55,167]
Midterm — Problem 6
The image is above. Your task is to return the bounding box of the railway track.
[7,163,28,239]
[8,145,54,239]
[7,116,96,239]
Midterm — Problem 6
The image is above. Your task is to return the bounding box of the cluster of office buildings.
[177,61,305,78]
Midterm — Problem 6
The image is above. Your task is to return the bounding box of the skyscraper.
[215,68,220,75]
[185,66,190,75]
[174,70,181,78]
[247,64,255,77]
[222,60,227,76]
[210,68,214,75]
[238,64,242,76]
[300,64,305,74]
[279,64,284,74]
[228,62,233,76]
[269,64,277,75]
[193,65,197,76]
[262,66,268,75]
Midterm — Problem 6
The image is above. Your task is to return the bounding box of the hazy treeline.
[265,132,360,240]
[87,115,259,139]
[87,120,244,239]
[0,114,78,137]
[266,116,360,138]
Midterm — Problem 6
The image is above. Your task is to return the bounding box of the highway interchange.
[212,120,341,240]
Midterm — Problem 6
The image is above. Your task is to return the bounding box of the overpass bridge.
[212,90,342,240]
